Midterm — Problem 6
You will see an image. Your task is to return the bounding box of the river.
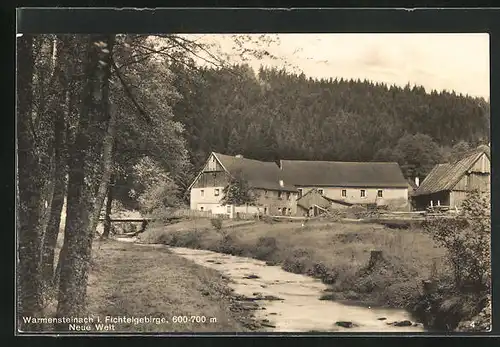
[163,245,425,333]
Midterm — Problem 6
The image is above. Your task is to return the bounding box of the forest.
[171,63,490,182]
[16,34,490,331]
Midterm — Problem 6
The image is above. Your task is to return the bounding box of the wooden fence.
[171,209,258,220]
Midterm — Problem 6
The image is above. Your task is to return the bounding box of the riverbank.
[43,240,258,332]
[137,218,488,331]
[167,246,425,332]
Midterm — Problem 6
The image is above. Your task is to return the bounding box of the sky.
[180,33,490,99]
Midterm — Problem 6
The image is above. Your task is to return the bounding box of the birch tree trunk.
[17,34,44,331]
[88,102,118,236]
[40,36,73,287]
[102,174,115,239]
[56,35,115,326]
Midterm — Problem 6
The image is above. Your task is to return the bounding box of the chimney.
[235,154,243,158]
[279,180,284,187]
[415,176,420,187]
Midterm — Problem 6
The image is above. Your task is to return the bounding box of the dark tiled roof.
[413,145,490,197]
[279,160,408,188]
[213,153,297,192]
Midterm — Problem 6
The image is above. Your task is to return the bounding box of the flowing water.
[165,246,426,333]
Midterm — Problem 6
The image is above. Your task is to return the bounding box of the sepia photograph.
[16,29,491,334]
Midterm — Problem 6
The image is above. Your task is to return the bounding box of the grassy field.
[139,218,448,309]
[44,239,253,332]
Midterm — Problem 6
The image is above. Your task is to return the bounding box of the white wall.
[190,186,226,211]
[298,186,408,206]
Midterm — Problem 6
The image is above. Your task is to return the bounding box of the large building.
[189,152,410,217]
[412,145,491,210]
[280,159,410,210]
[188,152,298,218]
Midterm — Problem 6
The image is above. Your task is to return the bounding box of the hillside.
[170,64,490,180]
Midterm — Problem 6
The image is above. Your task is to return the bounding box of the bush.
[282,249,314,274]
[423,191,490,291]
[214,234,245,256]
[171,230,203,249]
[210,217,223,231]
[253,237,278,261]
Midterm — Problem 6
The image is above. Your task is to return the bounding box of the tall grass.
[139,219,447,310]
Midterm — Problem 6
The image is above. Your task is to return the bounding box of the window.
[200,189,204,197]
[264,207,268,215]
[297,188,303,198]
[286,192,291,200]
[264,190,268,197]
[318,189,324,195]
[200,207,204,211]
[377,190,383,198]
[341,189,347,198]
[214,188,220,196]
[360,189,366,198]
[227,205,231,213]
[277,208,281,214]
[278,191,282,198]
[288,208,291,215]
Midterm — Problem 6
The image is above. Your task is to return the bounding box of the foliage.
[219,170,257,206]
[210,217,223,231]
[249,236,279,261]
[423,190,491,290]
[131,157,182,216]
[171,64,490,177]
[376,133,443,178]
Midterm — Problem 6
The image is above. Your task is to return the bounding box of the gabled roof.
[297,188,353,210]
[413,145,490,197]
[280,160,408,188]
[213,152,297,192]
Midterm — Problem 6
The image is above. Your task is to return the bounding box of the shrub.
[282,249,314,274]
[215,234,245,256]
[423,191,490,291]
[253,237,279,261]
[171,230,203,249]
[210,217,223,231]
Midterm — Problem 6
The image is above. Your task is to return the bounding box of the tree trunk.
[17,34,44,331]
[40,36,72,287]
[88,101,118,236]
[102,175,115,239]
[55,35,115,328]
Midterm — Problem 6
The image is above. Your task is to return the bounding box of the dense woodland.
[170,63,490,181]
[16,34,490,331]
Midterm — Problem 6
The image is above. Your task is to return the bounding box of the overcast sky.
[181,33,489,99]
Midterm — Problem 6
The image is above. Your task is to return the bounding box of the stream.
[165,246,425,333]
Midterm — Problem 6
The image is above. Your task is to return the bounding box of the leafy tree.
[220,170,257,207]
[391,133,443,178]
[423,190,490,290]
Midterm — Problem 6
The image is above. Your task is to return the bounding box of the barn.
[412,145,490,210]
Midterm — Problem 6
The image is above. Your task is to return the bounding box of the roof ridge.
[281,160,400,165]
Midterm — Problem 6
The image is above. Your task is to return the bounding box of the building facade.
[412,145,490,210]
[189,152,298,218]
[189,153,411,217]
[280,160,410,210]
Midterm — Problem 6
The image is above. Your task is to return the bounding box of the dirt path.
[83,240,256,332]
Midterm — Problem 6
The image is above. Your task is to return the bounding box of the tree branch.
[110,57,152,125]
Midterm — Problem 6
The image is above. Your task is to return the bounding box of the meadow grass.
[44,238,251,332]
[139,218,448,309]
